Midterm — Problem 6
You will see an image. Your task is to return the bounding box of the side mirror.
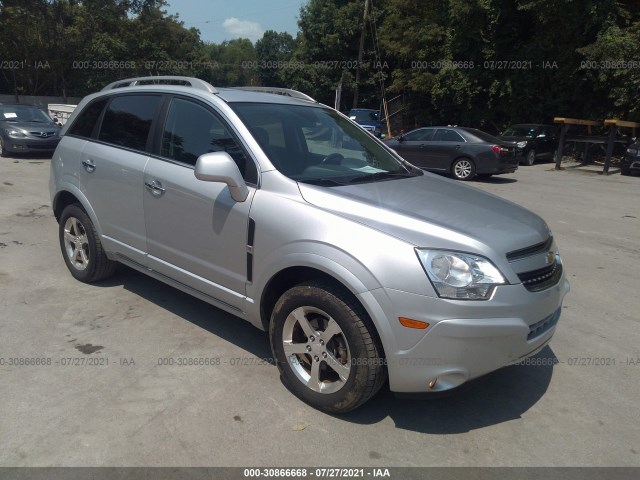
[397,135,405,142]
[194,152,249,202]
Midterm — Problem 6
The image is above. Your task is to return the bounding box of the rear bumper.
[476,156,519,175]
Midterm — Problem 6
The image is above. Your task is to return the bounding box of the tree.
[255,30,296,87]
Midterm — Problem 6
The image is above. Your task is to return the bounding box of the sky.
[164,0,308,44]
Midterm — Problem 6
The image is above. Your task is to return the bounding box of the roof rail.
[231,86,316,102]
[102,76,218,94]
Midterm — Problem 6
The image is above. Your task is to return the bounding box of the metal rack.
[101,76,218,94]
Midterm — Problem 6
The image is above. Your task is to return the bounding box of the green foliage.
[0,0,638,128]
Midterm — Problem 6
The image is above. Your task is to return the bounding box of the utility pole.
[352,0,370,109]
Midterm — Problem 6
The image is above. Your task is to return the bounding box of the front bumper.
[361,272,569,393]
[3,136,60,154]
[622,154,640,172]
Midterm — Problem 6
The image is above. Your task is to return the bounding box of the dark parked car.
[499,124,559,166]
[621,141,640,176]
[0,103,61,157]
[385,126,518,180]
[348,108,382,137]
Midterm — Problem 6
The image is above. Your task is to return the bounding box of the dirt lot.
[0,155,638,467]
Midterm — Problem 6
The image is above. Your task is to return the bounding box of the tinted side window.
[67,98,108,139]
[98,95,161,151]
[434,129,465,142]
[404,129,433,142]
[161,98,256,183]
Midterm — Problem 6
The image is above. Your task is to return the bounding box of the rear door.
[431,128,466,170]
[143,96,258,312]
[75,94,162,266]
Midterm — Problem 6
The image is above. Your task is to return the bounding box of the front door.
[143,96,257,312]
[396,128,435,167]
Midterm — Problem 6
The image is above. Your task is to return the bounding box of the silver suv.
[50,76,569,413]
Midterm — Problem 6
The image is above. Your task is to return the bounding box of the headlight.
[416,249,507,300]
[6,129,27,138]
[627,148,638,156]
[516,141,527,148]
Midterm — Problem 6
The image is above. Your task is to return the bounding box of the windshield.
[231,103,420,185]
[0,105,53,123]
[349,109,379,123]
[501,126,538,138]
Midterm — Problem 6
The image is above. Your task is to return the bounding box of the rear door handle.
[455,145,461,149]
[144,180,166,196]
[81,159,96,172]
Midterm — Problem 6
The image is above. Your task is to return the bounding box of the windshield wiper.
[347,171,417,184]
[298,178,349,187]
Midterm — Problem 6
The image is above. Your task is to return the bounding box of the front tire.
[0,139,8,158]
[59,204,117,283]
[523,150,536,166]
[270,281,386,413]
[621,165,631,176]
[451,157,476,180]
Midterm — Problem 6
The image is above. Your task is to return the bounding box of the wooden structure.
[554,117,640,174]
[553,117,600,170]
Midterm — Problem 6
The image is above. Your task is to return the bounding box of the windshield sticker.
[3,112,18,118]
[353,166,386,173]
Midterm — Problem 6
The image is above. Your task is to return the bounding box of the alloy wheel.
[454,159,473,179]
[281,306,352,394]
[63,217,90,271]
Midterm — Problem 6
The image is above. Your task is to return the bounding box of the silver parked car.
[49,76,569,413]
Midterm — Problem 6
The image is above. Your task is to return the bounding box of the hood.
[298,173,550,257]
[357,121,380,129]
[0,121,60,134]
[499,135,528,142]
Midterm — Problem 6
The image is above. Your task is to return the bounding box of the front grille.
[518,260,562,292]
[28,131,56,138]
[528,307,561,340]
[507,237,553,261]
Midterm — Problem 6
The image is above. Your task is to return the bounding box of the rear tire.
[621,166,631,176]
[270,281,386,413]
[59,204,117,283]
[451,157,476,180]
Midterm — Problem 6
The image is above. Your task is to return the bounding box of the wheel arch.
[52,188,102,237]
[259,265,388,361]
